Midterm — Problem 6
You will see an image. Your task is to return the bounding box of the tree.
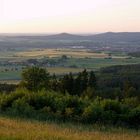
[123,80,136,98]
[74,69,88,96]
[88,71,97,88]
[20,67,50,91]
[61,55,68,60]
[50,74,58,91]
[61,72,74,95]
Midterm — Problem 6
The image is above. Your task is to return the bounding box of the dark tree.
[61,72,74,95]
[50,74,58,91]
[74,69,88,95]
[61,55,68,60]
[20,67,50,91]
[88,71,97,88]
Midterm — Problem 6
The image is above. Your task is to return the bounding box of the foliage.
[58,69,97,96]
[0,89,140,128]
[127,106,140,128]
[20,67,50,91]
[0,66,140,128]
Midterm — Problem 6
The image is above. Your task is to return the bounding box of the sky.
[0,0,140,33]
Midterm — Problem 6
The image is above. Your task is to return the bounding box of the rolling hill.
[0,32,140,52]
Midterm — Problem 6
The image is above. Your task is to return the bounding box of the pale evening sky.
[0,0,140,33]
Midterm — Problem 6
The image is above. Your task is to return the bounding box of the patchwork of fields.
[0,48,140,82]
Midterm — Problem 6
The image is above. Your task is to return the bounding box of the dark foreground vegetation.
[0,64,140,129]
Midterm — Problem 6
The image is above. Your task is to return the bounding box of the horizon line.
[0,31,140,35]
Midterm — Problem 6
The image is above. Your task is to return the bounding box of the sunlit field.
[0,117,139,140]
[16,48,109,58]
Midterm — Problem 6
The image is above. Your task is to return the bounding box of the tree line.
[0,66,139,128]
[19,66,140,100]
[20,67,96,96]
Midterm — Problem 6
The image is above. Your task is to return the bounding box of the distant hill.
[0,32,140,52]
[24,32,140,41]
[1,32,140,41]
[43,33,84,40]
[90,32,140,42]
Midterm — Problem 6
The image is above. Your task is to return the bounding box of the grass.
[0,117,140,140]
[65,58,140,69]
[0,71,21,80]
[0,67,84,81]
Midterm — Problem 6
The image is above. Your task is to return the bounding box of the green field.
[65,57,140,69]
[0,58,140,81]
[0,71,21,80]
[0,67,85,82]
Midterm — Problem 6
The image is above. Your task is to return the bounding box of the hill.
[0,32,140,52]
[1,32,140,41]
[89,32,140,42]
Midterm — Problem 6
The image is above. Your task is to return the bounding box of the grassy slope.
[0,117,140,140]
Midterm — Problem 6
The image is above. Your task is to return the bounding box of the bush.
[100,99,129,124]
[123,97,140,108]
[0,89,27,111]
[10,98,35,117]
[0,89,139,128]
[127,106,140,128]
[65,107,74,117]
[82,103,104,123]
[101,99,123,114]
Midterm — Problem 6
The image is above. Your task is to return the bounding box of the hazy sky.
[0,0,140,33]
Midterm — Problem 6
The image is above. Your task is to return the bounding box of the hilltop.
[0,32,140,52]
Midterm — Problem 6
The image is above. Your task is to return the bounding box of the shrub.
[0,89,26,111]
[123,97,140,108]
[65,107,74,117]
[0,89,139,128]
[127,106,140,128]
[101,99,123,114]
[100,99,129,124]
[10,98,35,117]
[82,103,104,123]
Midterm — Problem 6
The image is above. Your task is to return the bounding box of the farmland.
[0,48,140,82]
[16,48,108,58]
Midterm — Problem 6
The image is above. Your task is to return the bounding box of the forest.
[0,64,140,129]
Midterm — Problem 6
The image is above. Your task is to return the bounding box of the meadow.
[0,117,140,140]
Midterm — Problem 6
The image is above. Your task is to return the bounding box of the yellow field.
[0,117,139,140]
[47,67,85,74]
[17,48,108,58]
